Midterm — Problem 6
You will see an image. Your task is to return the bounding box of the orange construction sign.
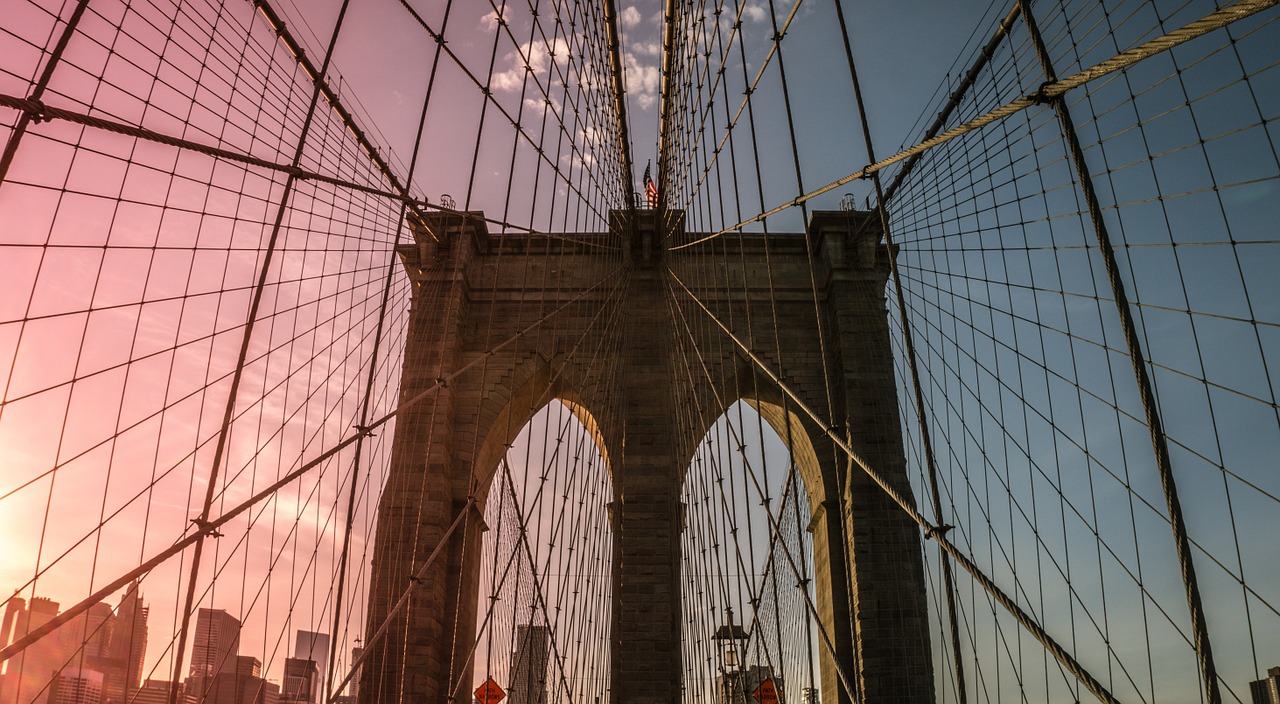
[752,677,780,704]
[475,677,506,704]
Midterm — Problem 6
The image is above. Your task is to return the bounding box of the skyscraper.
[2,597,63,704]
[52,669,103,704]
[291,632,328,704]
[345,647,361,701]
[508,625,549,704]
[0,597,28,704]
[189,610,241,679]
[110,583,148,701]
[1252,666,1280,704]
[279,659,317,704]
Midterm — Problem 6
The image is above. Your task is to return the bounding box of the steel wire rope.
[164,0,362,693]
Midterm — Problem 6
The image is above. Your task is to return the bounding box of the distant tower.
[52,669,103,704]
[291,632,328,703]
[280,659,317,704]
[3,597,63,704]
[1251,666,1280,704]
[346,647,362,701]
[1,598,25,652]
[508,626,549,704]
[0,597,28,704]
[74,604,118,704]
[111,582,148,699]
[189,610,241,678]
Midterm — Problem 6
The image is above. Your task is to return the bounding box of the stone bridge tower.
[358,209,933,704]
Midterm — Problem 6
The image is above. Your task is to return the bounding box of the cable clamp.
[189,518,224,538]
[1029,81,1056,105]
[924,524,954,541]
[354,424,376,437]
[27,99,49,124]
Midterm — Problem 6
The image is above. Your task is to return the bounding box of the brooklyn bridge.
[0,1,1278,704]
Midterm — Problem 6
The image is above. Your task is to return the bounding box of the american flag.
[643,162,658,208]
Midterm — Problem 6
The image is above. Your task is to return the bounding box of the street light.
[713,607,749,669]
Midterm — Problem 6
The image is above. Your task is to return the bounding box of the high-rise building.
[189,610,241,679]
[72,604,121,704]
[0,587,148,704]
[2,597,64,704]
[1252,666,1280,704]
[280,659,316,704]
[110,583,148,703]
[1,599,26,654]
[52,669,103,704]
[184,673,277,704]
[129,680,192,704]
[291,633,327,703]
[345,647,361,701]
[508,625,549,704]
[0,597,29,704]
[233,658,260,680]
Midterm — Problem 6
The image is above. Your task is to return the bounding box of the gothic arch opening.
[462,399,613,704]
[680,400,848,704]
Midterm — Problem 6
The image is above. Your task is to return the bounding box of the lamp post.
[713,608,750,704]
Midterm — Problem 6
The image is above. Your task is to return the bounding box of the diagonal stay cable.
[670,0,1278,251]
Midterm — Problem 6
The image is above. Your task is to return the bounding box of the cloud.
[490,37,574,93]
[624,50,660,111]
[480,8,509,31]
[634,41,660,58]
[620,6,642,28]
[743,2,767,23]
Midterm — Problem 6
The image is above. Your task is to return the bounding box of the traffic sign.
[475,677,506,704]
[753,677,779,704]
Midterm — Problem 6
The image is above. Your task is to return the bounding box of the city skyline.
[0,588,349,704]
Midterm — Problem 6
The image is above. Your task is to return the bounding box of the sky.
[1,0,1278,703]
